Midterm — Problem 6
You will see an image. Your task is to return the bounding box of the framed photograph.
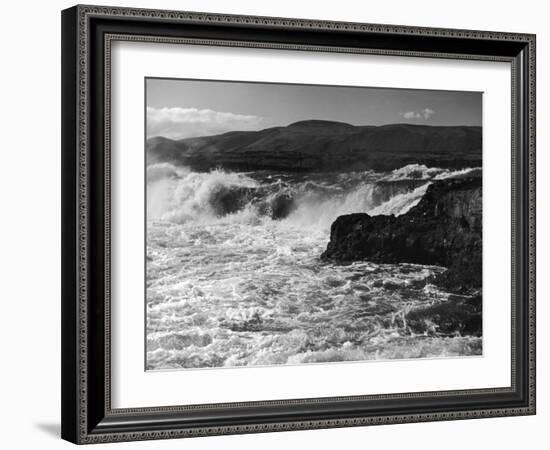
[61,4,536,444]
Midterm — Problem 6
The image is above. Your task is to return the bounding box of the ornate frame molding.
[62,4,536,444]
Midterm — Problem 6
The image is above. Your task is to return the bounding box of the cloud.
[401,108,436,121]
[147,107,265,140]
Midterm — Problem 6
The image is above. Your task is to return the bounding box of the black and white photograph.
[52,1,542,445]
[145,78,483,371]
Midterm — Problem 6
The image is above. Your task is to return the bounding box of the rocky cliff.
[321,177,482,294]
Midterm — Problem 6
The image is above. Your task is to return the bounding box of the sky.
[146,77,482,140]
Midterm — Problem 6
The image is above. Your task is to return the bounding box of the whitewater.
[146,163,482,370]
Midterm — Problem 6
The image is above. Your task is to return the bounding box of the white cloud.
[422,108,435,119]
[402,111,421,120]
[147,107,265,140]
[401,108,436,121]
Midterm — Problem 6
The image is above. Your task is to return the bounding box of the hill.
[147,121,482,172]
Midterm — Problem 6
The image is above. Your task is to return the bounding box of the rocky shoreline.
[321,176,482,336]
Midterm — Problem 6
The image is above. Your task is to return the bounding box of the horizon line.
[146,119,482,141]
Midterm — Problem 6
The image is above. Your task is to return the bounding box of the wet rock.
[256,192,296,220]
[209,186,255,216]
[269,193,296,219]
[321,177,482,294]
[433,249,482,294]
[405,295,482,336]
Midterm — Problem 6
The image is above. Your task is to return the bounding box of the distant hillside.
[147,120,482,172]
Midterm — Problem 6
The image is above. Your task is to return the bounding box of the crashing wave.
[147,164,259,223]
[146,162,188,183]
[380,164,480,182]
[368,183,430,216]
[147,163,481,228]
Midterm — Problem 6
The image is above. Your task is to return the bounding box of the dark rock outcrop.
[205,186,296,219]
[265,193,296,220]
[209,186,256,216]
[321,177,482,294]
[405,295,482,336]
[147,122,482,173]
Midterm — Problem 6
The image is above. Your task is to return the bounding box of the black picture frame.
[61,4,536,444]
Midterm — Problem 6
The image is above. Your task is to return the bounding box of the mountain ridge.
[147,121,482,172]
